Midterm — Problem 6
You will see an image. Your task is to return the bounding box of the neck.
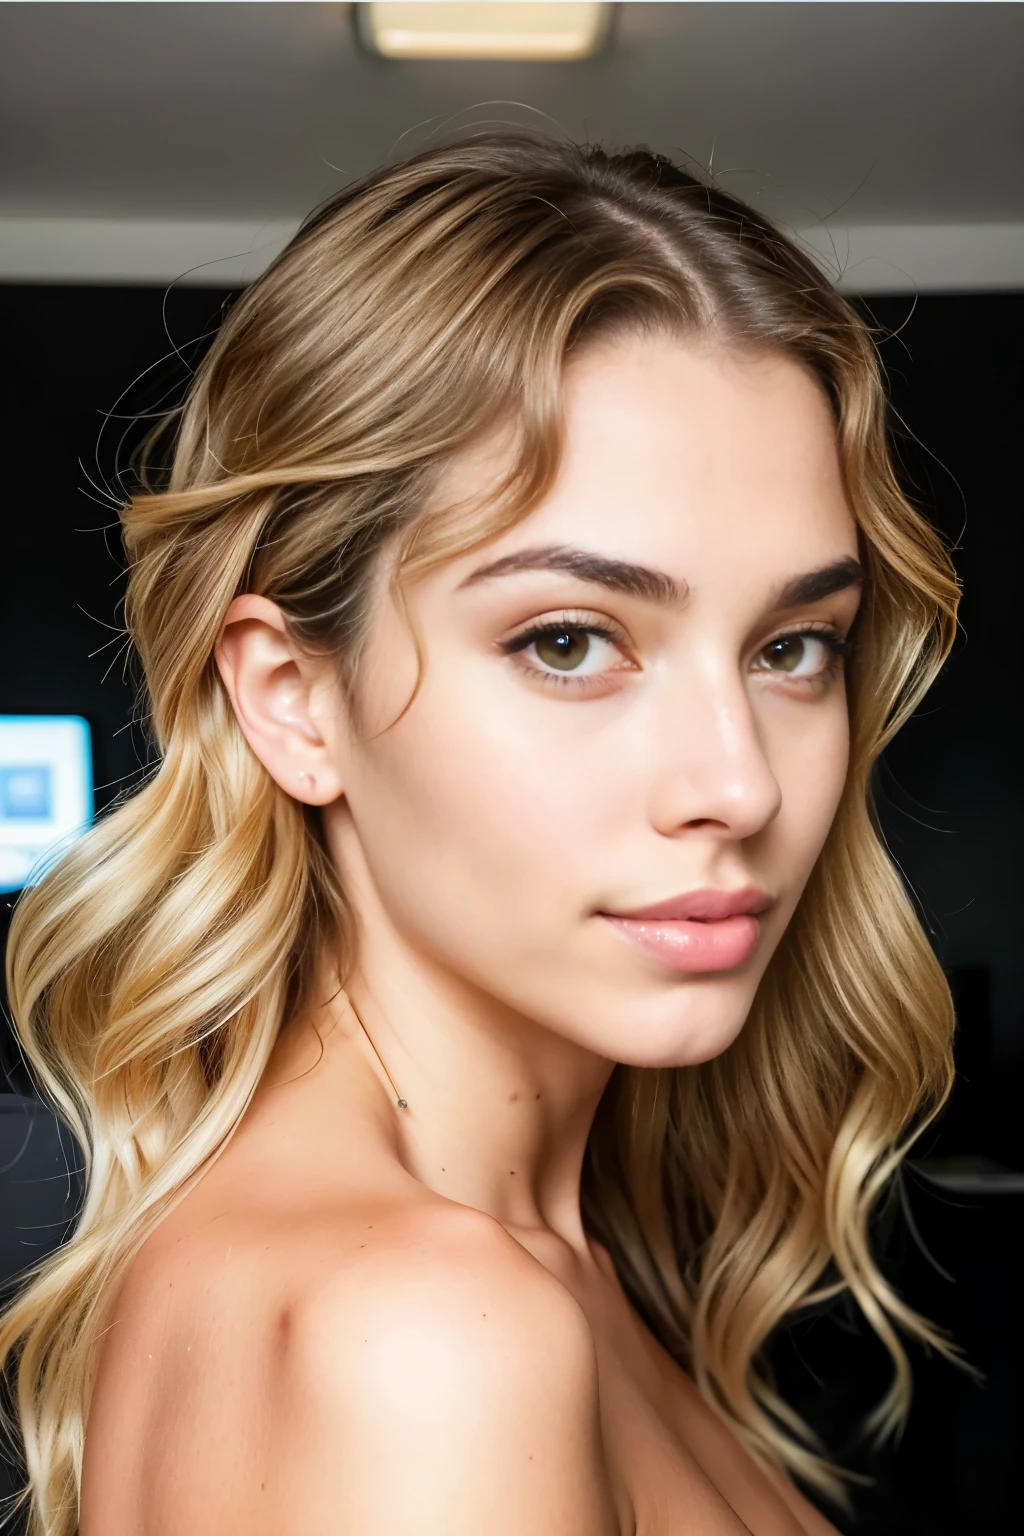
[312,941,616,1256]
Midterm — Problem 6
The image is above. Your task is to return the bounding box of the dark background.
[1,282,1022,1531]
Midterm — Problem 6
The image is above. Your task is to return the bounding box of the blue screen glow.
[0,717,94,895]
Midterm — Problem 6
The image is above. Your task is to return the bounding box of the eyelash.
[497,611,631,692]
[498,612,853,694]
[752,625,853,685]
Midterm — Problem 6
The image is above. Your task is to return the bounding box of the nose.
[645,662,782,842]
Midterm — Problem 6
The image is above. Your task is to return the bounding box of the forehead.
[439,334,858,596]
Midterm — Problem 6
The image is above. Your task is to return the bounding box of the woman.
[1,135,959,1536]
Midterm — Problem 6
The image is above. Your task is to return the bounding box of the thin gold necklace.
[346,992,408,1110]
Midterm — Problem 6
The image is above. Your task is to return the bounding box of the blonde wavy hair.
[1,134,959,1534]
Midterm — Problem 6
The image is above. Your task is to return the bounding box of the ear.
[214,594,345,806]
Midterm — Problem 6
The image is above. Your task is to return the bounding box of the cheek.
[768,695,851,876]
[337,680,602,961]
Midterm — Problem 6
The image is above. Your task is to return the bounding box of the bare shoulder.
[763,1468,845,1536]
[83,1192,618,1536]
[272,1201,620,1534]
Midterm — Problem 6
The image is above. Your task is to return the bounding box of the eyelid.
[749,622,852,683]
[496,609,636,691]
[499,608,632,652]
[755,618,850,652]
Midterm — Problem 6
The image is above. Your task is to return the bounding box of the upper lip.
[603,886,773,922]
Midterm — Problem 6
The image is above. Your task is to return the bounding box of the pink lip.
[598,887,772,974]
[606,886,773,922]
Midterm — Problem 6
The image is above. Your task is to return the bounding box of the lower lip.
[599,913,762,973]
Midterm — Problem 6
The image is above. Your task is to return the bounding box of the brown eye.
[534,628,592,671]
[755,632,838,679]
[763,635,808,673]
[499,615,632,690]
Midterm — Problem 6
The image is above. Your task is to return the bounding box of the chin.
[600,984,759,1071]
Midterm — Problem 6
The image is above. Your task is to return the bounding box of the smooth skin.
[81,334,862,1535]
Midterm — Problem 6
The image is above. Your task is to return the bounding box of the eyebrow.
[774,555,865,607]
[457,543,865,610]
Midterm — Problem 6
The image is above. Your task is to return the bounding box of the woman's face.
[323,333,863,1068]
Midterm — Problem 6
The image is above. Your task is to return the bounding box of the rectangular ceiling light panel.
[362,2,612,62]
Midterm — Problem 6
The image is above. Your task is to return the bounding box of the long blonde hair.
[1,134,959,1532]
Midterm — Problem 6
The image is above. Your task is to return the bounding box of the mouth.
[597,886,773,974]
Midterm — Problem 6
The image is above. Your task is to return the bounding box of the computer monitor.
[0,716,94,895]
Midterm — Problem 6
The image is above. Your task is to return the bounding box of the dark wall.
[0,284,234,813]
[867,294,1024,1077]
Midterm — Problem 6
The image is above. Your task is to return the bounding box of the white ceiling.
[1,1,1022,289]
